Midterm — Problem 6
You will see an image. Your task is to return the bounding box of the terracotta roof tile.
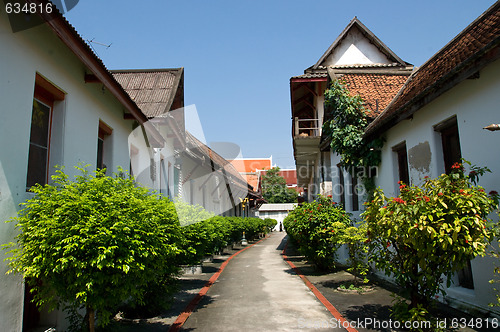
[340,73,409,119]
[366,2,500,136]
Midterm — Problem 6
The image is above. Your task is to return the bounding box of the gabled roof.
[312,17,409,70]
[365,1,500,137]
[112,68,184,118]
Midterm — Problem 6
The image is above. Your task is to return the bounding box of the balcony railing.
[294,117,321,137]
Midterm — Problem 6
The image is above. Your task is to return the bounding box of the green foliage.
[178,216,276,265]
[283,195,352,270]
[174,198,215,226]
[261,166,297,203]
[363,162,496,320]
[3,166,182,330]
[323,80,384,198]
[338,221,369,285]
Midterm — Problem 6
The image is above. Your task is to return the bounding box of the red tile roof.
[278,169,298,187]
[230,159,272,173]
[365,2,500,136]
[340,73,410,119]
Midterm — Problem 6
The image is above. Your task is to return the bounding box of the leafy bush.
[338,221,369,285]
[284,195,351,270]
[178,216,275,265]
[3,166,182,331]
[174,198,215,226]
[363,162,496,320]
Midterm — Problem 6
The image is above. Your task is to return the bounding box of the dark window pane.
[351,173,359,211]
[29,100,51,147]
[396,145,409,185]
[26,145,48,188]
[97,138,104,170]
[337,165,345,207]
[26,99,51,189]
[441,123,462,174]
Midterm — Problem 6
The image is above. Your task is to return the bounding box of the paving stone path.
[180,232,343,331]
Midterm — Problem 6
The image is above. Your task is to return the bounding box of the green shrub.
[3,166,182,331]
[363,162,496,321]
[284,195,351,270]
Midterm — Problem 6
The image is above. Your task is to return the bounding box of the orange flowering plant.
[363,162,497,315]
[283,195,352,270]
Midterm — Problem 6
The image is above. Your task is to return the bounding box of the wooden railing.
[294,117,321,137]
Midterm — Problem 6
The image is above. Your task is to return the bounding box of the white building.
[0,4,254,331]
[290,16,413,208]
[0,5,166,330]
[257,203,298,231]
[363,2,500,315]
[290,1,500,316]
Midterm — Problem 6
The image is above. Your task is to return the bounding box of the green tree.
[261,166,297,203]
[3,166,182,332]
[363,162,496,322]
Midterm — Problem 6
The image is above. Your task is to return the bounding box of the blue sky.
[65,0,497,169]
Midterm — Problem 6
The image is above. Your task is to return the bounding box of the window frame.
[26,74,65,190]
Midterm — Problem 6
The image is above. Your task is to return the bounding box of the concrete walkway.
[180,232,344,331]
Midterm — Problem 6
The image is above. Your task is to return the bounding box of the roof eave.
[365,41,500,140]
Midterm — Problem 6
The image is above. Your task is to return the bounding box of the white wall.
[374,58,500,315]
[0,11,139,331]
[323,26,393,66]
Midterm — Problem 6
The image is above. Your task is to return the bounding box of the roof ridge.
[110,68,184,73]
[312,17,408,70]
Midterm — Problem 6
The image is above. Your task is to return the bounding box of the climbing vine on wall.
[323,79,384,194]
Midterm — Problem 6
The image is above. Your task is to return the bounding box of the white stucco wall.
[0,12,141,331]
[374,58,500,314]
[323,26,393,66]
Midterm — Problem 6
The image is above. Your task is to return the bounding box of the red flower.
[479,188,485,192]
[465,239,469,244]
[438,193,444,196]
[327,195,332,198]
[332,201,337,205]
[424,196,430,202]
[392,197,406,204]
[424,176,429,179]
[451,162,462,170]
[459,189,465,194]
[386,242,391,248]
[489,190,498,196]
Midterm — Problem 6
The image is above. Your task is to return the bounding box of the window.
[351,172,359,212]
[435,117,473,289]
[26,74,65,190]
[393,142,410,185]
[438,118,462,174]
[97,120,112,171]
[337,164,345,207]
